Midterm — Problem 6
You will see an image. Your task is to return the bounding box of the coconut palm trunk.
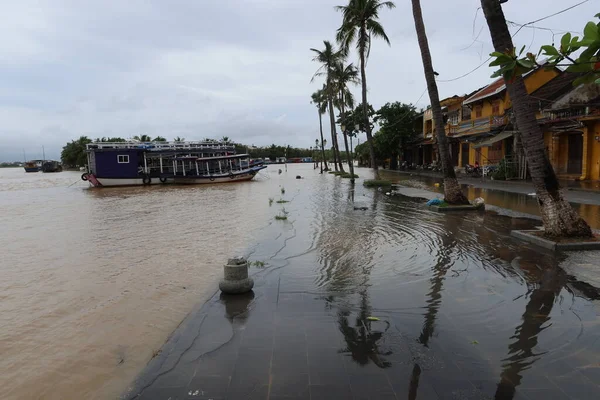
[358,36,377,172]
[480,0,591,237]
[410,0,469,205]
[339,91,356,182]
[318,109,329,172]
[328,96,345,173]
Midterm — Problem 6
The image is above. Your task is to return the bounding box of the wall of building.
[588,121,600,181]
[503,68,560,110]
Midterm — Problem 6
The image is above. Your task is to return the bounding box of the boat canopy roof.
[172,154,250,161]
[86,141,235,152]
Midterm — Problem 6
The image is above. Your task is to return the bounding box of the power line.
[437,57,492,83]
[511,0,590,37]
[437,0,589,84]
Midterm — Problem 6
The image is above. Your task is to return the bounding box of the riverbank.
[380,169,600,205]
[124,169,600,400]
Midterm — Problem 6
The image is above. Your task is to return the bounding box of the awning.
[472,131,514,149]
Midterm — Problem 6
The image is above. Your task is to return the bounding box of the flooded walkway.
[378,170,600,230]
[125,167,600,400]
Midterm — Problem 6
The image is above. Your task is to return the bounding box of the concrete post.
[219,257,254,294]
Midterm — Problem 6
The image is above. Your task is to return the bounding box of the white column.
[218,160,222,174]
[182,161,186,176]
[160,156,163,173]
[195,161,199,175]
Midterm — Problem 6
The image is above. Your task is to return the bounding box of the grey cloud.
[0,0,597,161]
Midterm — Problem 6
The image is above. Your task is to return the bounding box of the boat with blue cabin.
[81,141,266,187]
[23,160,43,172]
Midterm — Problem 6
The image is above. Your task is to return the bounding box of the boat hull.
[173,172,255,185]
[89,167,265,187]
[24,167,40,172]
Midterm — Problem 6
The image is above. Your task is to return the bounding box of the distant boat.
[42,160,63,173]
[23,160,42,173]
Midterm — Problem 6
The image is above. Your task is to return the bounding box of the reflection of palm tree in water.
[409,217,461,398]
[337,288,392,368]
[494,265,600,399]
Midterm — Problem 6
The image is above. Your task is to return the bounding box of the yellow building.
[420,95,465,166]
[456,67,559,168]
[535,77,600,182]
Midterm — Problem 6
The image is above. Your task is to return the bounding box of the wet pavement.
[379,169,600,206]
[378,170,600,230]
[123,166,600,400]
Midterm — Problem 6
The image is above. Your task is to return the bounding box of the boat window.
[117,155,130,163]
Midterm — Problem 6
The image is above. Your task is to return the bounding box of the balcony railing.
[455,115,508,136]
[542,107,599,121]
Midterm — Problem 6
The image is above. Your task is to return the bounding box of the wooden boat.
[81,141,266,187]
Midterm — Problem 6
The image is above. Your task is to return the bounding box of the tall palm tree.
[311,87,329,172]
[311,40,345,173]
[410,0,469,205]
[480,0,591,237]
[335,0,395,173]
[332,61,359,182]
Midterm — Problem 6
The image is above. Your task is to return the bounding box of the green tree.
[489,14,600,86]
[480,0,591,237]
[173,136,185,142]
[153,136,167,142]
[373,102,418,169]
[311,86,330,171]
[410,0,469,205]
[311,40,346,173]
[332,60,360,181]
[61,136,92,167]
[133,134,152,142]
[336,0,395,175]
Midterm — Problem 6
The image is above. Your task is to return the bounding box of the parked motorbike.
[465,164,482,177]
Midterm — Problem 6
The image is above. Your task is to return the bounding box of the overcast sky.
[0,0,595,161]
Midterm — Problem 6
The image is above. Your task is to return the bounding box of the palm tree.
[153,136,167,142]
[410,0,469,205]
[133,134,152,142]
[311,87,329,172]
[221,136,230,144]
[332,61,359,182]
[173,136,185,142]
[479,0,591,237]
[335,0,395,173]
[311,40,345,173]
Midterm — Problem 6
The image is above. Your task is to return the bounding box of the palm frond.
[367,19,390,45]
[376,1,395,10]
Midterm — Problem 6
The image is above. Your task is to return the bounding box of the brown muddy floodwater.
[2,165,600,400]
[0,167,278,400]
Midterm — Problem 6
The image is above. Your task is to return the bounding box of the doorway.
[567,134,583,174]
[461,143,470,166]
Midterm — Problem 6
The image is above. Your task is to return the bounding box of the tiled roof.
[529,72,585,110]
[463,64,554,106]
[463,78,505,105]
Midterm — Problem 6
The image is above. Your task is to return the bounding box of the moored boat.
[42,160,63,173]
[23,160,42,172]
[81,141,266,187]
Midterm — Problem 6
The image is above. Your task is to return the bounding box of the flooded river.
[0,167,274,400]
[2,165,600,399]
